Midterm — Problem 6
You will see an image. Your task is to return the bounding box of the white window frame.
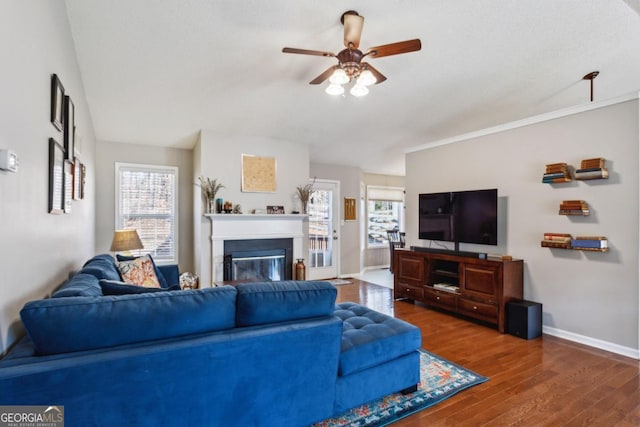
[115,162,179,264]
[366,185,404,248]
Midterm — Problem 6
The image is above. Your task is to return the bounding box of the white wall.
[94,141,194,272]
[406,98,639,354]
[195,130,310,286]
[0,2,96,354]
[310,163,362,276]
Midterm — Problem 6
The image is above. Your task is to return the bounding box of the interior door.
[307,179,340,280]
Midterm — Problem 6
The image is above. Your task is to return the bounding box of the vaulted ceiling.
[65,0,640,175]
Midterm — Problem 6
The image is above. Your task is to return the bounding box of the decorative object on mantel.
[198,176,224,214]
[296,177,316,214]
[233,204,242,214]
[267,205,285,214]
[223,201,233,213]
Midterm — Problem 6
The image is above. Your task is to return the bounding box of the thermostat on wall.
[0,149,18,172]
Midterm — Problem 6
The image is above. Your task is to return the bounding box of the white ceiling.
[64,0,640,176]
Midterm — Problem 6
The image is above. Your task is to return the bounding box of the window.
[367,186,404,247]
[115,163,178,264]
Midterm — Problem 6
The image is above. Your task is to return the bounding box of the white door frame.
[307,179,340,280]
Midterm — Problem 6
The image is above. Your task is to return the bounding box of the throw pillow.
[117,255,161,288]
[116,253,169,288]
[100,279,181,295]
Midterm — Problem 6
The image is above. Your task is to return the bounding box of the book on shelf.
[541,240,572,249]
[545,162,568,172]
[433,283,460,292]
[543,172,567,179]
[559,209,590,215]
[580,158,606,169]
[575,168,608,180]
[571,239,608,249]
[574,236,607,240]
[543,233,572,240]
[542,176,571,183]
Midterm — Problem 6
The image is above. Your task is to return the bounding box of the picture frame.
[50,74,64,131]
[64,96,75,161]
[344,197,357,221]
[241,154,276,193]
[63,160,73,213]
[73,160,82,200]
[48,138,64,214]
[267,205,285,214]
[80,163,86,199]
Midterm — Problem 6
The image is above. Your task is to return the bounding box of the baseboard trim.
[543,325,639,360]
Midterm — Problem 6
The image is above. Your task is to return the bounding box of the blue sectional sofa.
[0,254,421,426]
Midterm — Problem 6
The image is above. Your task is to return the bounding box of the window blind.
[115,163,178,264]
[367,186,405,202]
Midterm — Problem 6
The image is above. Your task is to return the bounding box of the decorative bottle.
[295,259,306,281]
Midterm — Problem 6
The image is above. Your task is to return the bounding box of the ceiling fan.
[282,10,422,96]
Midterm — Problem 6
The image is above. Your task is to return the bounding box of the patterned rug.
[314,349,488,427]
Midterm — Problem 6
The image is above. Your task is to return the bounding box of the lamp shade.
[110,229,144,252]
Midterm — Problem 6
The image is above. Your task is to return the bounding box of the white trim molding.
[543,325,639,360]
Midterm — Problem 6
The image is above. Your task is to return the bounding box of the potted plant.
[296,178,315,214]
[198,176,224,213]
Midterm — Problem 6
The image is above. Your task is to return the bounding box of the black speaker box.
[506,300,542,339]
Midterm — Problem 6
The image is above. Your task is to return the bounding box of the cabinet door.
[461,264,499,303]
[397,254,425,284]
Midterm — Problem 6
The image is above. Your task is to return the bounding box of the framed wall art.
[344,197,357,221]
[63,160,73,213]
[64,95,75,161]
[50,74,64,131]
[241,154,276,193]
[48,138,64,214]
[80,163,86,199]
[73,160,82,200]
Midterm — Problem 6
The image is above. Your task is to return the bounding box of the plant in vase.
[296,178,315,214]
[198,176,224,214]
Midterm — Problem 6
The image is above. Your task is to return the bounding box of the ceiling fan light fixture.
[329,68,350,85]
[325,83,345,96]
[357,69,376,86]
[350,84,369,97]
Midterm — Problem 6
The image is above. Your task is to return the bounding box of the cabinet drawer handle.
[473,306,478,310]
[436,296,440,300]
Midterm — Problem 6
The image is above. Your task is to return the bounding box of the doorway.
[307,179,340,280]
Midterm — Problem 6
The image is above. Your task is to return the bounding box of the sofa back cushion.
[235,281,337,327]
[80,254,121,281]
[21,286,238,355]
[52,273,103,298]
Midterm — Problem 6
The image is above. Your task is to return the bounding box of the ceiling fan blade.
[343,13,364,49]
[366,39,422,58]
[309,66,338,85]
[282,47,335,57]
[363,63,387,85]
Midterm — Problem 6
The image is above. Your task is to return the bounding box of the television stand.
[394,248,523,333]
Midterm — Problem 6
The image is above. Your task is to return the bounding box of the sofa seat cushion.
[100,279,181,295]
[235,281,337,327]
[52,273,102,298]
[20,286,238,355]
[80,254,121,281]
[334,302,422,376]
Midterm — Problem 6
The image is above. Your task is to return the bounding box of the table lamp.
[110,229,144,256]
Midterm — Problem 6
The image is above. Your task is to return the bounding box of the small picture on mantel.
[267,205,285,214]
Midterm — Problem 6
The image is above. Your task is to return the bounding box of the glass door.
[307,179,340,280]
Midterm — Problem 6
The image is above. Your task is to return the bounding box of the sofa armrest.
[157,264,179,287]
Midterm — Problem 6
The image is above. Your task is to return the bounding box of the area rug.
[327,279,352,286]
[314,349,488,427]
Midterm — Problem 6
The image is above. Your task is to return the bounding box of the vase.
[295,259,306,280]
[207,198,215,214]
[302,200,308,215]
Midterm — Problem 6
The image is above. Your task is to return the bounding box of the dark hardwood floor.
[335,278,640,426]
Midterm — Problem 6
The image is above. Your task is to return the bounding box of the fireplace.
[204,214,306,287]
[223,238,293,281]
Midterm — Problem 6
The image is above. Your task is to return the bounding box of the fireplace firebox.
[223,238,293,281]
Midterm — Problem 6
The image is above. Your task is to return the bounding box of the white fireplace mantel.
[205,214,307,286]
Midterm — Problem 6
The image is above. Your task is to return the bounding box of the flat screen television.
[418,189,497,246]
